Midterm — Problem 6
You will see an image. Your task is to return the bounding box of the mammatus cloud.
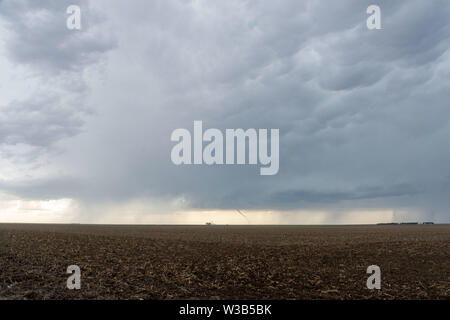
[0,0,114,73]
[0,0,449,223]
[0,0,115,155]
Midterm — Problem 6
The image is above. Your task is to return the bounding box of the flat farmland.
[0,224,448,300]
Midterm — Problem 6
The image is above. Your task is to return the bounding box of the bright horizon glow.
[0,198,419,225]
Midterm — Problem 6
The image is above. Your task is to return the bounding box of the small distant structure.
[377,221,434,226]
[205,222,215,226]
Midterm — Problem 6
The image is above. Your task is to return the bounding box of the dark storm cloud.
[1,0,450,222]
[0,0,115,152]
[270,183,422,205]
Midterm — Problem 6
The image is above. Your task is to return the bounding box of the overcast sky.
[1,0,449,224]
